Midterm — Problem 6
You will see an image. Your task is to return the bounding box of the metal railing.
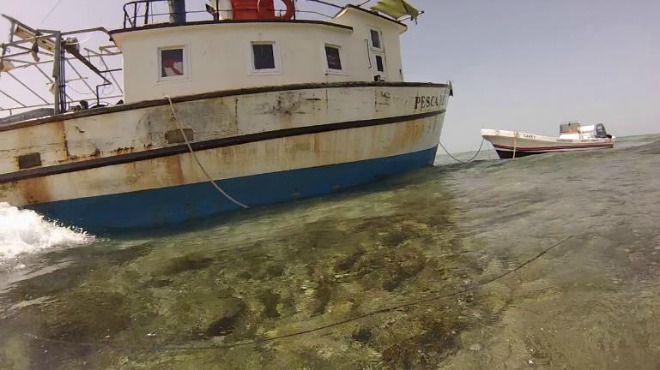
[0,15,124,118]
[123,0,209,28]
[122,0,306,29]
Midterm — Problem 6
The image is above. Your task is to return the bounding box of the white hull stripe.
[0,81,449,131]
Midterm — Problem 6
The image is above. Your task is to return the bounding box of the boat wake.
[0,202,95,266]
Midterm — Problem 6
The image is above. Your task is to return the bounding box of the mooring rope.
[513,131,518,159]
[24,233,576,352]
[165,96,248,209]
[438,138,485,163]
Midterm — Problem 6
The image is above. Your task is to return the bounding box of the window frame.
[369,29,383,50]
[323,43,344,74]
[368,28,387,78]
[375,54,385,73]
[157,45,189,82]
[250,41,280,74]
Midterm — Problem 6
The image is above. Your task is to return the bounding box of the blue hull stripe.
[27,147,437,232]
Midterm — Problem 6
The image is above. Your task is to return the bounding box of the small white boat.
[481,122,615,159]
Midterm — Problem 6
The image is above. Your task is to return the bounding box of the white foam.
[0,202,94,262]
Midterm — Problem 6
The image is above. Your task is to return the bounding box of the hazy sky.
[1,0,658,152]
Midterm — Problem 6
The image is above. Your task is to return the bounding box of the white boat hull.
[481,129,615,159]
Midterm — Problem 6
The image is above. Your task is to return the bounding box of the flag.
[371,0,421,21]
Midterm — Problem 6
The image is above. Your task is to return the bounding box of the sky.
[0,0,658,152]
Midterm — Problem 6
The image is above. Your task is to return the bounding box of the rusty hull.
[0,83,450,207]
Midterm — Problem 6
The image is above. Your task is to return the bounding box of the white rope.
[512,131,518,159]
[438,138,485,163]
[40,0,64,25]
[165,96,249,209]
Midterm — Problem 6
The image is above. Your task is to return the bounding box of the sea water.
[1,134,659,369]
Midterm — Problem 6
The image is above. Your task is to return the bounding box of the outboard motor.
[594,123,608,138]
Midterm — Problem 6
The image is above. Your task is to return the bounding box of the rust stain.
[274,93,294,114]
[19,176,53,204]
[313,134,321,156]
[289,139,312,154]
[163,154,184,185]
[52,121,69,159]
[235,143,258,164]
[14,121,69,169]
[15,124,30,148]
[57,146,100,164]
[234,97,239,125]
[386,120,427,153]
[111,147,135,155]
[221,146,235,166]
[270,92,303,129]
[0,182,13,200]
[165,128,194,144]
[374,90,391,112]
[264,139,278,160]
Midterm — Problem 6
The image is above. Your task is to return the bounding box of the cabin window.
[251,42,277,71]
[324,45,342,72]
[370,29,382,49]
[159,47,186,79]
[375,55,384,72]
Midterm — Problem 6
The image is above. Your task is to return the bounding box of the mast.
[168,0,187,24]
[52,31,65,114]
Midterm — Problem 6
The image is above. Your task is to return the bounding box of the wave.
[0,202,95,264]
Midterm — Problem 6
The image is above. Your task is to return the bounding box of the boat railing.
[123,0,212,28]
[121,1,423,29]
[122,0,314,29]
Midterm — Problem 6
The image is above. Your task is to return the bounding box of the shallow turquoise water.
[1,134,660,369]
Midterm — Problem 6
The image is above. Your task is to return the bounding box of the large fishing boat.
[0,0,452,232]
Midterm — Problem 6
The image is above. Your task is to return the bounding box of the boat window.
[370,29,382,49]
[159,47,186,78]
[252,43,276,71]
[324,45,342,71]
[375,55,384,72]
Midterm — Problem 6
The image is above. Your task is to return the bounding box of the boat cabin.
[111,0,408,103]
[559,121,611,140]
[1,0,421,120]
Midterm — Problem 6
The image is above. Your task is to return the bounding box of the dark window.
[370,30,381,49]
[375,55,384,72]
[325,45,342,70]
[252,43,275,70]
[18,152,41,169]
[161,48,184,77]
